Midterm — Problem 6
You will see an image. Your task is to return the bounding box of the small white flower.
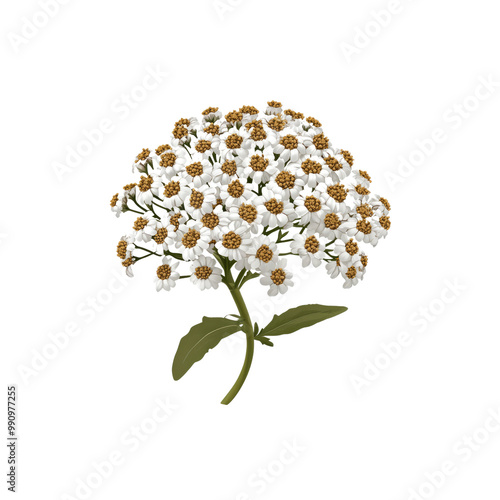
[227,201,263,234]
[236,235,278,272]
[217,222,252,261]
[200,107,223,123]
[341,264,361,289]
[239,105,260,123]
[116,235,137,278]
[184,184,217,219]
[260,258,294,296]
[116,234,135,261]
[294,188,327,225]
[190,255,223,290]
[211,155,244,185]
[202,120,228,138]
[219,128,251,158]
[273,129,307,162]
[356,252,368,281]
[131,148,152,173]
[165,208,188,237]
[325,259,343,280]
[132,211,157,242]
[282,109,305,127]
[149,219,176,253]
[350,199,376,221]
[242,146,281,184]
[255,189,296,229]
[323,154,352,181]
[352,169,372,189]
[316,178,350,214]
[344,215,379,246]
[181,158,213,188]
[155,257,180,291]
[262,113,286,131]
[245,122,279,149]
[326,258,361,287]
[267,169,305,201]
[310,211,349,240]
[321,153,351,181]
[370,194,391,216]
[161,176,191,210]
[135,174,156,206]
[110,193,125,218]
[265,101,283,115]
[348,182,372,200]
[302,115,323,133]
[332,234,361,265]
[373,215,391,239]
[122,182,137,197]
[155,149,187,179]
[289,155,330,188]
[303,132,335,158]
[219,177,255,208]
[170,117,199,148]
[191,131,220,158]
[176,221,212,261]
[290,233,326,267]
[198,205,230,240]
[122,258,135,277]
[152,143,174,158]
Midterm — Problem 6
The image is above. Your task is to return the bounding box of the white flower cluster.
[111,102,391,294]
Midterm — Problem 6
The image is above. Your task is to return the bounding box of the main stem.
[221,269,255,405]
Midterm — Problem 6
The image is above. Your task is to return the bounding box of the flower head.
[190,255,223,290]
[155,258,180,291]
[260,258,294,296]
[217,222,251,261]
[111,101,391,292]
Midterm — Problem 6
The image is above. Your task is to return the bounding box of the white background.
[2,0,500,499]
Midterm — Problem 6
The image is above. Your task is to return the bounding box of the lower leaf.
[172,317,241,380]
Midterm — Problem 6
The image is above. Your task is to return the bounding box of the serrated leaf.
[172,317,241,380]
[260,304,347,337]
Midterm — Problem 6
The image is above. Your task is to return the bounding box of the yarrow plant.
[110,101,392,404]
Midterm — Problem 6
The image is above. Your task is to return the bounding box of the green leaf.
[172,317,241,380]
[260,304,348,337]
[255,336,274,347]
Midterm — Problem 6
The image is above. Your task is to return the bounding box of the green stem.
[263,226,281,236]
[220,268,255,405]
[131,197,148,213]
[234,268,247,289]
[134,245,161,256]
[125,207,143,215]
